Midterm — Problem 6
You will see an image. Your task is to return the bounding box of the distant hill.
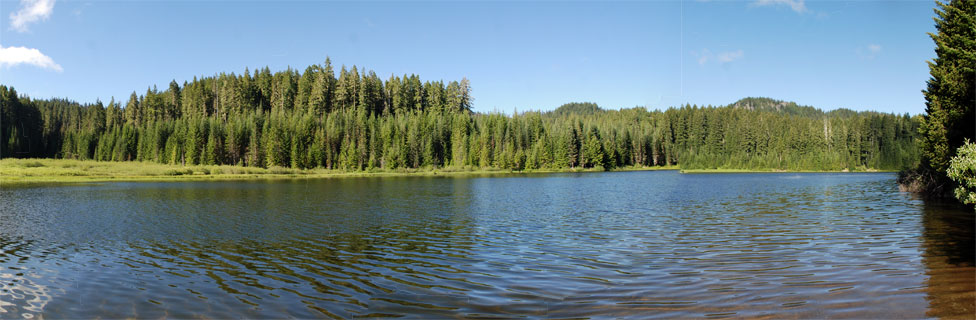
[728,97,824,117]
[729,97,887,118]
[550,102,603,116]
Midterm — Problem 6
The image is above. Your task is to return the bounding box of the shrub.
[947,140,976,207]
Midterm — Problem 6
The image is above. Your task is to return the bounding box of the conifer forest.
[1,60,920,172]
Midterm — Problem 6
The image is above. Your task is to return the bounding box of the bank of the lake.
[0,158,677,185]
[680,168,894,174]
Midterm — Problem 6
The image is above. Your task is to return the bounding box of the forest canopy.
[1,60,919,172]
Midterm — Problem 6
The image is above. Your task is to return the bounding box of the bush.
[947,140,976,207]
[897,167,945,195]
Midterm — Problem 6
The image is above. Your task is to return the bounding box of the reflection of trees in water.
[920,199,975,319]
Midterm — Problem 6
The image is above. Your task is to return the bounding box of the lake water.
[1,171,973,318]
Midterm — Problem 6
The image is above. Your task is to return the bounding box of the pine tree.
[919,0,976,175]
[567,127,580,168]
[902,0,976,197]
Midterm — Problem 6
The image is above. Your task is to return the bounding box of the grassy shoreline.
[679,168,896,173]
[0,158,897,186]
[0,158,678,186]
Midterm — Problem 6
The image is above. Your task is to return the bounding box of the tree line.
[2,62,919,172]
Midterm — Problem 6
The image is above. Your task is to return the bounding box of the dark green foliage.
[901,0,975,197]
[551,102,603,117]
[0,59,919,172]
[1,86,42,158]
[920,0,975,175]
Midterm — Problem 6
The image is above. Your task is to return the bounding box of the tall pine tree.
[902,0,976,197]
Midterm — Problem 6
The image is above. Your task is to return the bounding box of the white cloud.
[697,49,711,65]
[10,0,56,32]
[753,0,807,13]
[868,44,882,54]
[857,43,882,60]
[697,49,744,65]
[717,50,744,63]
[0,45,63,72]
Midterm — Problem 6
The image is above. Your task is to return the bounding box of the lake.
[1,171,973,318]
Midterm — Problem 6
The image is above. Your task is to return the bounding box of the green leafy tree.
[947,140,976,207]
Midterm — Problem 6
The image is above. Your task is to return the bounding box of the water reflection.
[920,199,975,319]
[0,172,973,318]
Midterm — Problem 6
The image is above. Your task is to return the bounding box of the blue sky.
[0,0,936,114]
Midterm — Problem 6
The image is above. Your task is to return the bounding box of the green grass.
[0,158,676,186]
[1,158,893,186]
[679,167,895,173]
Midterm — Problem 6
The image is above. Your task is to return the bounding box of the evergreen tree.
[919,0,975,174]
[901,0,976,197]
[0,61,921,176]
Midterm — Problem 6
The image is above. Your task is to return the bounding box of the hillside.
[728,97,899,119]
[728,97,824,117]
[549,102,604,117]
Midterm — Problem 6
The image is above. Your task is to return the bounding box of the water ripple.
[0,171,972,318]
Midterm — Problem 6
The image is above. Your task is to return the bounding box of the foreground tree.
[900,0,975,198]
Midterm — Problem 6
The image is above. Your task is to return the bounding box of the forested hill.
[551,97,892,120]
[729,97,824,117]
[729,97,887,119]
[549,102,604,117]
[0,61,920,172]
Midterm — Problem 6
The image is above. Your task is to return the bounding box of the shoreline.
[0,158,677,186]
[679,168,897,174]
[0,158,899,187]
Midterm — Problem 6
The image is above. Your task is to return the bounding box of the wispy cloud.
[0,45,63,72]
[696,49,744,65]
[717,50,744,63]
[753,0,807,13]
[10,0,56,32]
[697,49,712,65]
[868,44,881,54]
[857,43,882,59]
